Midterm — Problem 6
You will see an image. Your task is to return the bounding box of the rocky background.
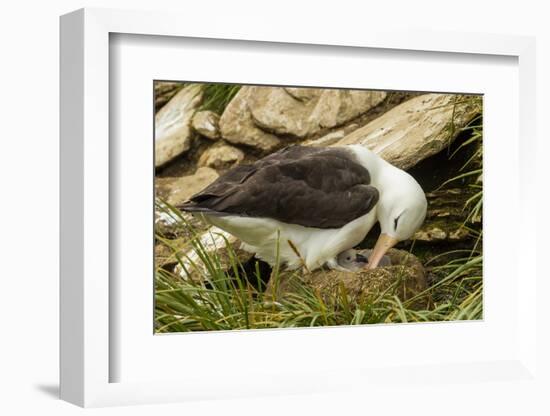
[154,82,483,317]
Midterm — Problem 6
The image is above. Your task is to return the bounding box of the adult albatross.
[179,145,427,271]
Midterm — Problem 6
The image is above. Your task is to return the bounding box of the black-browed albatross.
[180,145,427,271]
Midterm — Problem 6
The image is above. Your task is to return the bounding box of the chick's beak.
[355,253,368,264]
[367,233,398,269]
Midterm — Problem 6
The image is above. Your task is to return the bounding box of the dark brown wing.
[180,146,379,229]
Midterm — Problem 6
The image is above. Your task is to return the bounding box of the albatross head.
[348,145,427,269]
[368,167,427,269]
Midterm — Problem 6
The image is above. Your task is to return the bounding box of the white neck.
[346,145,395,188]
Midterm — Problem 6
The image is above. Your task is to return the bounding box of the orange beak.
[367,233,398,269]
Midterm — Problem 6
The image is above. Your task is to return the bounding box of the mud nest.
[266,249,430,310]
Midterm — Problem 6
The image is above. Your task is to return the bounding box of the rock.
[155,201,181,236]
[219,87,282,152]
[249,87,387,138]
[304,123,360,147]
[219,86,386,152]
[155,84,204,167]
[154,198,209,238]
[343,123,360,134]
[283,87,319,102]
[266,249,429,309]
[155,166,219,207]
[306,129,346,146]
[192,110,221,140]
[154,177,214,241]
[335,94,480,170]
[174,227,253,282]
[198,143,245,170]
[412,188,476,243]
[415,226,447,241]
[154,81,184,112]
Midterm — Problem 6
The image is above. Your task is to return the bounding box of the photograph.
[153,82,483,333]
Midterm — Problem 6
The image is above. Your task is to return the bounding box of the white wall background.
[0,0,548,414]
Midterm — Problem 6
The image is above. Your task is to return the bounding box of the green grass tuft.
[199,83,241,114]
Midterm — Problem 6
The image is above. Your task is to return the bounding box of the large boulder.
[219,87,282,152]
[248,87,387,138]
[219,86,386,152]
[155,84,203,167]
[335,94,480,170]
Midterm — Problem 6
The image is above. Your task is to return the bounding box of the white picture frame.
[60,7,540,408]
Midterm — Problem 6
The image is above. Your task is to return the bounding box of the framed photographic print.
[153,82,482,334]
[60,7,540,408]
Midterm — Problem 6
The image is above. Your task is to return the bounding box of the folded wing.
[180,146,379,229]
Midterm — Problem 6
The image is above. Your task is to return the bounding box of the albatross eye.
[394,211,405,231]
